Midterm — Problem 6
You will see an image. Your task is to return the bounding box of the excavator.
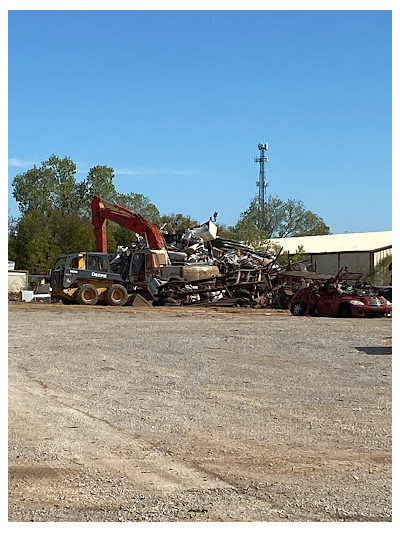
[50,196,219,305]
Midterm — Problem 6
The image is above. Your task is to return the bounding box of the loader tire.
[76,284,99,306]
[105,284,128,306]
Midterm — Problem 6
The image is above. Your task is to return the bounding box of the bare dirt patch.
[8,302,392,522]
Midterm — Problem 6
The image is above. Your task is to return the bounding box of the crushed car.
[290,269,392,318]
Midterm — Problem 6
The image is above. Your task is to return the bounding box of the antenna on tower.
[254,142,269,228]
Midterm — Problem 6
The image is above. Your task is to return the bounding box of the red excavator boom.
[91,195,167,253]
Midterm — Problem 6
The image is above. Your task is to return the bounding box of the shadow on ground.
[355,346,392,355]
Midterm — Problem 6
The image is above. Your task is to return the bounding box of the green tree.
[13,165,57,215]
[274,198,330,237]
[10,210,97,272]
[231,211,268,243]
[49,210,95,254]
[116,192,160,224]
[12,155,81,214]
[364,254,392,286]
[11,210,58,272]
[42,155,78,212]
[84,165,117,204]
[8,215,19,263]
[159,213,199,233]
[213,223,238,240]
[234,195,330,244]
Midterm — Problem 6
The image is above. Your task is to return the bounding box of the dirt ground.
[8,302,392,522]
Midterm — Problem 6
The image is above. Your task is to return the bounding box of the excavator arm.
[91,195,167,252]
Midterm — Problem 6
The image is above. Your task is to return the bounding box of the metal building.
[268,231,392,276]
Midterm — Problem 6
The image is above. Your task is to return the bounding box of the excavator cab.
[129,251,146,283]
[126,250,169,286]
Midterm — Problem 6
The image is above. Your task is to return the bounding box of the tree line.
[8,154,330,273]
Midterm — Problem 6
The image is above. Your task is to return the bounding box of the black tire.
[105,284,128,306]
[290,301,306,316]
[277,292,290,309]
[76,284,99,305]
[338,304,352,318]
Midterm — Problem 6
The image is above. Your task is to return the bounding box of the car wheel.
[76,284,99,305]
[338,304,352,318]
[277,292,290,309]
[290,301,306,316]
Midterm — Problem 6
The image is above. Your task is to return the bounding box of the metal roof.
[267,231,392,255]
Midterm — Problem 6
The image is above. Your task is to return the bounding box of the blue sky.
[8,9,392,233]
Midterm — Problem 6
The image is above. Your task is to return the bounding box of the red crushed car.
[290,275,392,318]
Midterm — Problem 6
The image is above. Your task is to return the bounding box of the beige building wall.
[310,254,339,274]
[310,252,373,275]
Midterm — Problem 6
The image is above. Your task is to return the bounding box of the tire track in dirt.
[10,368,234,495]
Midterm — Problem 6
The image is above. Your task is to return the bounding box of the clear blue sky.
[8,10,392,233]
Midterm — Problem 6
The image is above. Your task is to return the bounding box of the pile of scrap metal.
[152,224,281,307]
[108,217,281,307]
[156,264,276,307]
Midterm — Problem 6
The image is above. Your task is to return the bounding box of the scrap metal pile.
[160,226,278,306]
[111,219,281,307]
[108,217,351,308]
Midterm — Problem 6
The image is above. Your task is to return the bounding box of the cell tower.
[254,142,269,224]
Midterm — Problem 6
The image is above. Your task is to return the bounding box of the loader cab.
[50,252,112,293]
[55,252,110,272]
[50,254,70,293]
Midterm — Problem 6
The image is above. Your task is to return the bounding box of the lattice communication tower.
[254,142,269,215]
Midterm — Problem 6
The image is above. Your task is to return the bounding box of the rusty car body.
[290,278,392,318]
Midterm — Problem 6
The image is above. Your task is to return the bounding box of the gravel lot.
[8,302,392,522]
